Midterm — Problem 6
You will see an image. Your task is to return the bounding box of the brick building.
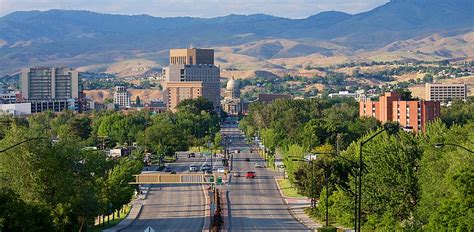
[359,92,440,133]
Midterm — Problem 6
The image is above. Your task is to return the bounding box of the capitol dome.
[226,76,239,90]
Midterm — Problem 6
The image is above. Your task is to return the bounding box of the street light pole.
[0,137,50,153]
[290,153,330,227]
[325,169,329,227]
[311,160,315,208]
[357,128,386,232]
[356,123,400,232]
[434,143,473,153]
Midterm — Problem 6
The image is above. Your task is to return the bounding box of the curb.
[103,204,143,232]
[225,190,232,232]
[274,177,289,204]
[289,206,319,231]
[273,177,313,231]
[104,185,151,232]
[202,185,211,232]
[221,190,229,232]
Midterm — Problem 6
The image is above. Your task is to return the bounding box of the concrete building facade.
[20,67,83,113]
[164,81,203,112]
[0,93,18,104]
[29,99,79,113]
[0,103,32,116]
[163,48,220,112]
[426,83,468,101]
[21,67,79,100]
[169,48,214,65]
[113,86,131,108]
[360,92,441,133]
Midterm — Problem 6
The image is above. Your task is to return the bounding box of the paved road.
[222,125,309,232]
[122,153,210,232]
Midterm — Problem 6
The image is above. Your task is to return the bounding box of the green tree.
[0,188,54,231]
[138,116,187,157]
[99,158,142,221]
[422,73,433,83]
[135,96,141,106]
[417,120,474,230]
[341,130,421,230]
[440,98,474,127]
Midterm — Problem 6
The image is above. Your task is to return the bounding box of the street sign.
[144,226,155,232]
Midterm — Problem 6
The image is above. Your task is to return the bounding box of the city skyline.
[0,0,389,18]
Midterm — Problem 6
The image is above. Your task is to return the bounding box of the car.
[164,167,172,172]
[233,172,241,177]
[246,171,256,179]
[245,158,250,162]
[170,171,177,174]
[201,164,211,171]
[187,153,195,158]
[216,167,225,173]
[189,165,199,172]
[255,163,263,168]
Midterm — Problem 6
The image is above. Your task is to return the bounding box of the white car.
[255,163,263,168]
[189,165,199,172]
[216,167,225,173]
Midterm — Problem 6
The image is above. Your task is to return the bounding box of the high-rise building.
[113,86,131,108]
[20,67,83,113]
[426,83,468,101]
[164,81,203,111]
[163,48,220,112]
[21,67,80,100]
[169,48,214,65]
[359,92,440,133]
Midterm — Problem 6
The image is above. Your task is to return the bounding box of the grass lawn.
[189,146,222,154]
[89,205,131,232]
[277,179,305,198]
[163,155,177,162]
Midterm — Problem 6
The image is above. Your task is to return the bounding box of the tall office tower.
[20,67,82,113]
[359,92,441,133]
[163,48,220,112]
[169,48,214,65]
[426,83,468,101]
[113,86,131,108]
[21,67,79,100]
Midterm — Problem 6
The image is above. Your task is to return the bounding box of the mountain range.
[0,0,473,76]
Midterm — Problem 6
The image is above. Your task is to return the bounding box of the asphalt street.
[222,125,309,232]
[122,153,211,232]
[123,123,307,231]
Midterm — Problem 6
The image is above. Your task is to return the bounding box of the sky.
[0,0,390,18]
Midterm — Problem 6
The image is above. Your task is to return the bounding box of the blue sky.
[0,0,389,18]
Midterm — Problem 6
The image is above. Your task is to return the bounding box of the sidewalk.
[273,176,323,231]
[103,185,150,232]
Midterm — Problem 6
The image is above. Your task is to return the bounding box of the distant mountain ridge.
[0,0,473,75]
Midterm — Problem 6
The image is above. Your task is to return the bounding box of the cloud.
[0,0,390,18]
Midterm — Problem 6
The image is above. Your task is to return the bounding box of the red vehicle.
[246,171,256,179]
